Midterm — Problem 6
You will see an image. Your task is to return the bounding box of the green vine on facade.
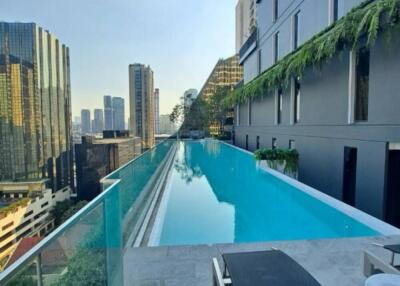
[224,0,400,106]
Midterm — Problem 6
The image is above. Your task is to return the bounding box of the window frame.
[273,0,279,23]
[273,32,279,64]
[354,47,370,122]
[292,11,300,50]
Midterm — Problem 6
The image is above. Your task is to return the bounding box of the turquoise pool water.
[152,140,378,246]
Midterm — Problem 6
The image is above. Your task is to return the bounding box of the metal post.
[35,254,43,286]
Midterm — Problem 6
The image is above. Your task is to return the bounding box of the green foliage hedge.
[254,148,299,162]
[224,0,400,106]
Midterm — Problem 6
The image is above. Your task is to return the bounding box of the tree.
[51,200,88,227]
[60,201,88,224]
[206,86,231,135]
[182,97,209,131]
[169,104,183,125]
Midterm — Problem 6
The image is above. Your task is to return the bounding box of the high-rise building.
[81,109,91,134]
[199,55,243,101]
[0,22,73,191]
[181,89,198,123]
[129,64,155,149]
[154,88,160,134]
[182,89,198,116]
[112,97,125,131]
[104,95,113,130]
[198,55,243,135]
[0,22,73,264]
[92,109,104,133]
[236,0,256,53]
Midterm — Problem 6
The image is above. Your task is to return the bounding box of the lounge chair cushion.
[366,274,400,286]
[222,250,320,286]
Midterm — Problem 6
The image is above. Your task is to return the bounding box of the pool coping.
[147,146,178,246]
[131,142,178,247]
[219,139,400,236]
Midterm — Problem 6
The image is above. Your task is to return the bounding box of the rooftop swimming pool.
[149,140,396,246]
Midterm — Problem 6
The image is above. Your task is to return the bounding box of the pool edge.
[217,139,400,236]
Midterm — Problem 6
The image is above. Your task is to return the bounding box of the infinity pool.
[150,140,381,246]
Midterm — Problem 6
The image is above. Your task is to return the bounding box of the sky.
[0,0,237,119]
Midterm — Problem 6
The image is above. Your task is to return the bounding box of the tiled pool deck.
[124,235,400,286]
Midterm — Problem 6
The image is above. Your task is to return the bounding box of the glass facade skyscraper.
[112,97,125,131]
[154,88,160,134]
[81,109,91,134]
[92,108,104,133]
[104,95,113,130]
[129,64,155,149]
[0,22,73,191]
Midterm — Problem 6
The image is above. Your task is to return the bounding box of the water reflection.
[173,142,203,183]
[156,140,377,246]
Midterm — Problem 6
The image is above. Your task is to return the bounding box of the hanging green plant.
[224,0,400,106]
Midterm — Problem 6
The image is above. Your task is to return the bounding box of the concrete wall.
[236,23,400,221]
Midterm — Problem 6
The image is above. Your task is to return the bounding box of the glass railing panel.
[1,139,176,285]
[4,258,38,286]
[41,202,106,286]
[0,181,123,286]
[104,140,176,246]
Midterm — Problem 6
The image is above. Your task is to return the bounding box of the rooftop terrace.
[0,139,398,285]
[125,235,400,286]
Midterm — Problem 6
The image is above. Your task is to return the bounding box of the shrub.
[254,148,299,162]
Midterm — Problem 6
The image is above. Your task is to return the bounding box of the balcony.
[239,28,257,64]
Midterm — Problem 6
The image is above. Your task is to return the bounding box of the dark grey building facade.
[235,0,400,227]
[0,22,73,192]
[75,133,140,201]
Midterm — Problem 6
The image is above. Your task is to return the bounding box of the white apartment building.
[0,181,70,269]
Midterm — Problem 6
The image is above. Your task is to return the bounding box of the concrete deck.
[124,235,400,286]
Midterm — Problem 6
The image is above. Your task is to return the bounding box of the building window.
[248,101,252,126]
[246,135,249,150]
[24,210,33,218]
[293,78,301,124]
[256,136,260,149]
[273,0,279,22]
[258,49,262,74]
[293,11,300,50]
[355,47,370,122]
[277,88,283,125]
[272,138,277,149]
[273,32,279,64]
[289,140,296,150]
[2,222,14,231]
[41,202,49,208]
[330,0,339,24]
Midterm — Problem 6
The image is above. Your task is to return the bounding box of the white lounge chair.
[363,251,400,277]
[365,274,400,286]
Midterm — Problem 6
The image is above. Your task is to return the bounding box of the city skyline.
[0,0,237,119]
